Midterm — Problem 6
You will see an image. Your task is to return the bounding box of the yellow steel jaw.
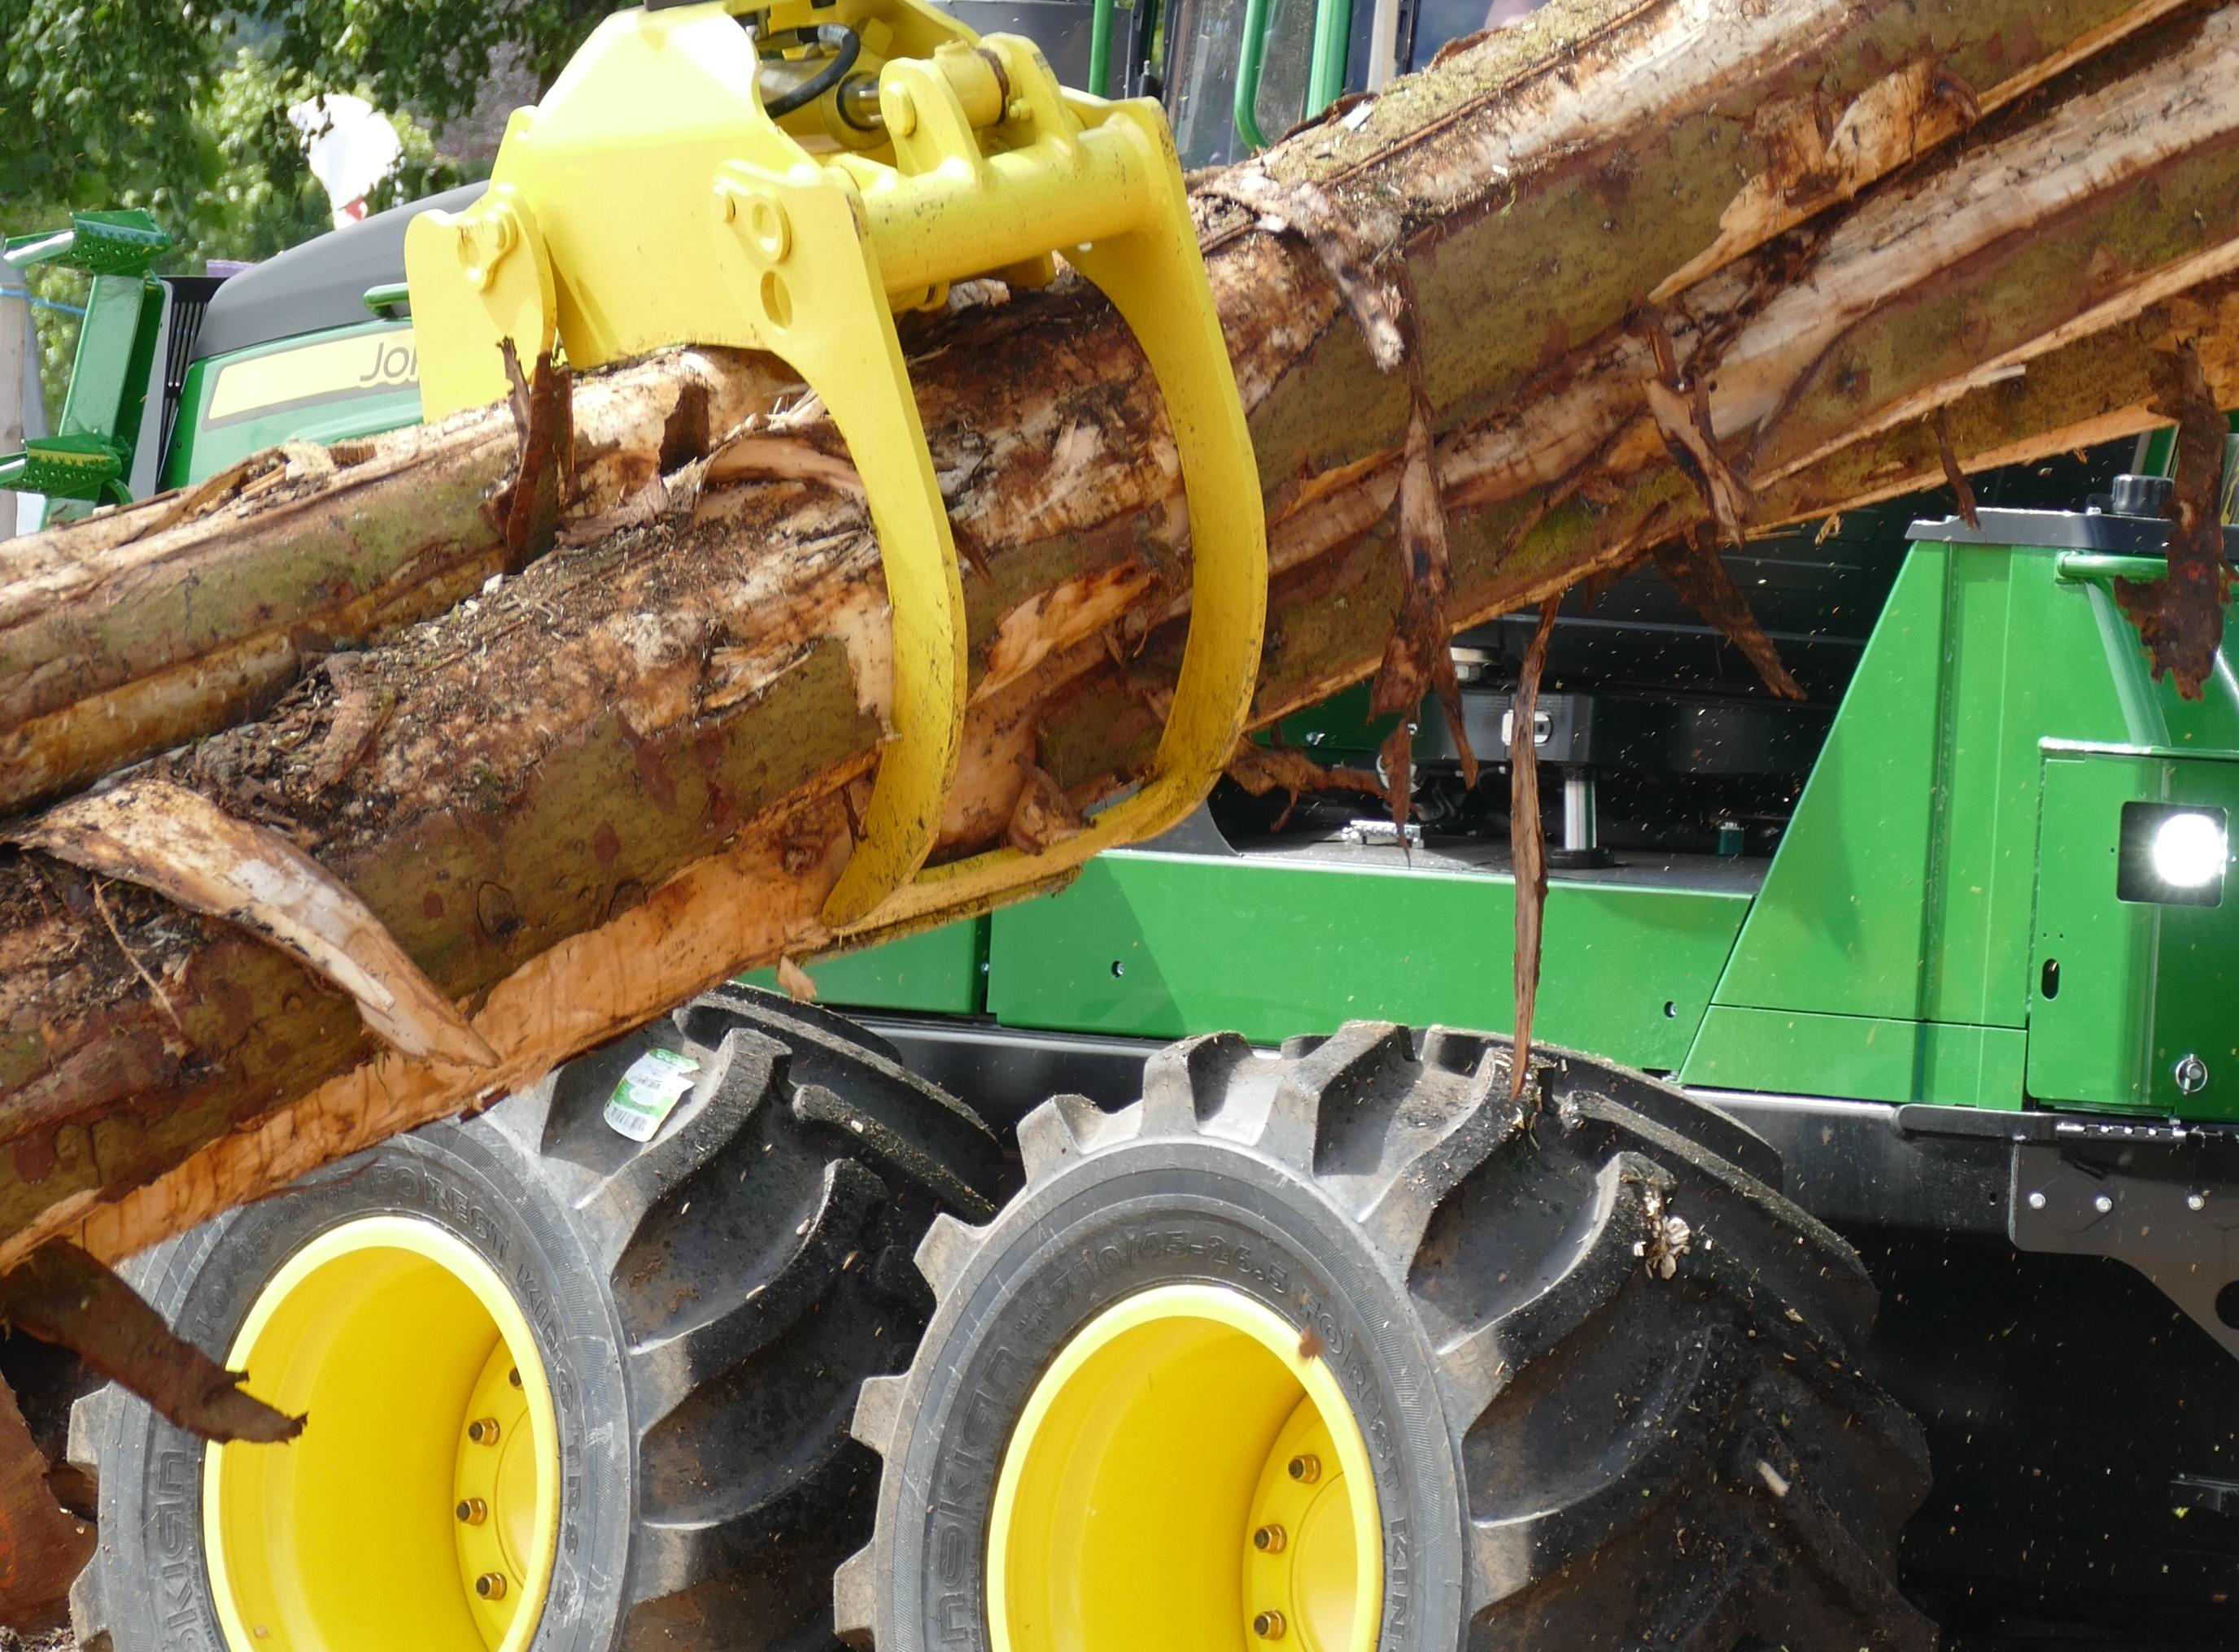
[405,0,1264,937]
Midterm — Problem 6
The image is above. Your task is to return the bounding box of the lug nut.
[508,1367,523,1389]
[1252,1523,1286,1553]
[475,1572,508,1601]
[1286,1454,1321,1484]
[456,1497,487,1526]
[1253,1610,1287,1639]
[467,1417,501,1445]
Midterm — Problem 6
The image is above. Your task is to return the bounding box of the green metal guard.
[0,210,171,513]
[1089,0,1116,95]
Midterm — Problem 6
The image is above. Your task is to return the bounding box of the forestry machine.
[11,1,2239,1650]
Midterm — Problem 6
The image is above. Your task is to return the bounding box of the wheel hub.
[986,1283,1382,1651]
[203,1215,559,1652]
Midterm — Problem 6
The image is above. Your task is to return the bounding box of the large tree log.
[0,0,2194,814]
[4,0,2238,1276]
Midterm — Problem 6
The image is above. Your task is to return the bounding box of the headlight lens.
[2119,802,2228,907]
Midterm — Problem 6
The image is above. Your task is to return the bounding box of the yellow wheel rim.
[988,1284,1383,1652]
[203,1216,561,1652]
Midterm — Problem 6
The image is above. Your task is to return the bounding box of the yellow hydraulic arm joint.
[405,0,1264,935]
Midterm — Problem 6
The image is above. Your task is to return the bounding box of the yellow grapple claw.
[404,0,1265,935]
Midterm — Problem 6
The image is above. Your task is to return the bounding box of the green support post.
[0,210,171,517]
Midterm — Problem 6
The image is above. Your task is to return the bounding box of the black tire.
[68,987,1007,1652]
[836,1022,1936,1651]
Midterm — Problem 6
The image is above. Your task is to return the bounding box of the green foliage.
[1,0,624,418]
[242,0,626,128]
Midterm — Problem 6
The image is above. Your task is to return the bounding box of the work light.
[2118,802,2229,906]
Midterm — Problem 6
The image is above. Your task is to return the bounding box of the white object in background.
[289,94,404,229]
[1,269,47,540]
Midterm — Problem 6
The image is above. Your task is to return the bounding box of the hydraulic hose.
[758,24,862,117]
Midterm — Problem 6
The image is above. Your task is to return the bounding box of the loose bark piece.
[1649,528,1805,702]
[0,1377,90,1630]
[0,1241,300,1444]
[15,780,497,1068]
[499,346,574,574]
[1652,55,1982,300]
[776,955,818,1002]
[1198,168,1408,371]
[1005,762,1087,853]
[1508,598,1559,1105]
[1932,407,1983,529]
[1644,375,1754,547]
[306,653,397,791]
[1372,393,1478,787]
[1226,736,1387,830]
[1377,720,1415,827]
[2115,343,2232,696]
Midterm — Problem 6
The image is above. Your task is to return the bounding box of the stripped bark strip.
[1644,374,1754,547]
[499,346,575,574]
[1508,597,1560,1105]
[0,1241,301,1443]
[1373,391,1479,787]
[1225,735,1387,830]
[1649,528,1805,702]
[1651,54,1983,301]
[1931,407,1982,529]
[1197,168,1408,371]
[0,1377,90,1629]
[16,781,497,1068]
[2116,343,2233,695]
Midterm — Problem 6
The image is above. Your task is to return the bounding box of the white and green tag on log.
[605,1048,701,1141]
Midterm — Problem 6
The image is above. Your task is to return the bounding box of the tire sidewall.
[882,1138,1467,1652]
[94,1118,631,1652]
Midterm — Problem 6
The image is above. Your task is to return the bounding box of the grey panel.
[191,182,488,364]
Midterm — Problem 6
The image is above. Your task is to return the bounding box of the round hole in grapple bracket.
[1662,1001,1677,1020]
[2040,958,2061,1000]
[1110,961,1125,979]
[2215,1280,2239,1331]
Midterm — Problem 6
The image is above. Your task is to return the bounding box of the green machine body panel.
[2029,743,2239,1114]
[165,319,424,488]
[1680,521,2239,1116]
[744,918,987,1015]
[987,848,1748,1072]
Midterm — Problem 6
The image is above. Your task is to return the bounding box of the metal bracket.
[2010,1128,2239,1366]
[404,0,1264,939]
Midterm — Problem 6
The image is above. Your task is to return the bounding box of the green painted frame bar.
[744,916,988,1014]
[988,848,1749,1070]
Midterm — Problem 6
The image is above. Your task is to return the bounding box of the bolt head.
[475,1572,508,1601]
[1253,1523,1286,1553]
[2174,1053,2211,1096]
[2093,1192,2115,1214]
[885,84,918,137]
[1253,1610,1287,1639]
[2189,1192,2209,1212]
[467,1417,500,1445]
[2027,1190,2047,1210]
[1285,1454,1320,1484]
